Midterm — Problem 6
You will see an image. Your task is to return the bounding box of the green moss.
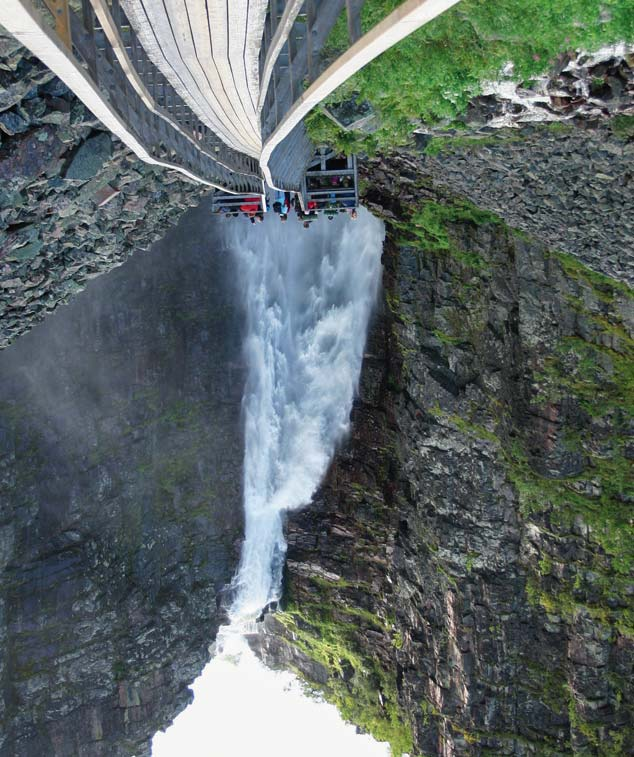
[307,573,358,590]
[524,661,569,715]
[611,113,634,139]
[390,198,503,274]
[567,687,629,754]
[465,551,479,573]
[277,603,413,756]
[424,132,521,157]
[502,253,634,639]
[307,0,634,151]
[540,121,575,134]
[420,699,440,726]
[112,659,128,681]
[537,556,553,576]
[438,412,500,445]
[553,250,633,300]
[433,329,466,346]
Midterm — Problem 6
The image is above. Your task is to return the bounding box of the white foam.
[227,207,384,621]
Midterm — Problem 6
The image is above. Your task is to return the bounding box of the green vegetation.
[390,196,503,274]
[308,0,634,151]
[554,249,633,299]
[422,122,574,157]
[424,134,510,157]
[278,596,413,756]
[611,113,634,138]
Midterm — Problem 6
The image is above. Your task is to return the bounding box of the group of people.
[216,197,264,223]
[215,184,357,228]
[294,201,357,228]
[275,190,357,229]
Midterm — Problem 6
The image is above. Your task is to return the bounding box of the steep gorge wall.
[0,26,207,350]
[417,121,634,287]
[254,152,633,755]
[0,203,245,757]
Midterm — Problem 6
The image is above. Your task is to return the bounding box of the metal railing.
[38,0,264,193]
[301,149,358,211]
[259,0,354,190]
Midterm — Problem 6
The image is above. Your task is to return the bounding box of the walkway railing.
[301,150,358,212]
[259,0,349,190]
[260,0,461,189]
[1,0,264,194]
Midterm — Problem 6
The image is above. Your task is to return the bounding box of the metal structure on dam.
[1,0,460,204]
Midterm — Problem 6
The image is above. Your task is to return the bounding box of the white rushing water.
[152,206,386,756]
[152,631,390,757]
[227,206,384,623]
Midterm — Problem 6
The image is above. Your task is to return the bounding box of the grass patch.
[424,132,521,156]
[611,113,634,138]
[308,0,634,151]
[391,198,503,271]
[554,250,633,300]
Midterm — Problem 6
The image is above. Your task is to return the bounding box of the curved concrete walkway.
[121,0,268,159]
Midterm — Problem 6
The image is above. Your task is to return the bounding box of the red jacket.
[240,202,260,214]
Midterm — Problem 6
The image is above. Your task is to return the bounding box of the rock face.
[0,25,207,351]
[253,154,633,755]
[0,201,245,756]
[416,121,634,288]
[458,46,634,131]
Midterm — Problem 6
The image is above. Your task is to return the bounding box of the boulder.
[64,131,113,182]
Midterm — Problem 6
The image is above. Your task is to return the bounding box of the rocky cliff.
[2,18,633,757]
[417,120,634,287]
[0,202,244,756]
[0,25,207,350]
[253,151,633,755]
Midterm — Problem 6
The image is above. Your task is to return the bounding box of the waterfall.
[226,207,384,623]
[152,207,387,757]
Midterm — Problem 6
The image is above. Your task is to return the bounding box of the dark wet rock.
[0,109,29,135]
[0,200,245,757]
[63,131,113,181]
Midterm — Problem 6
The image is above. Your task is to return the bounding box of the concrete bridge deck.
[120,0,268,159]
